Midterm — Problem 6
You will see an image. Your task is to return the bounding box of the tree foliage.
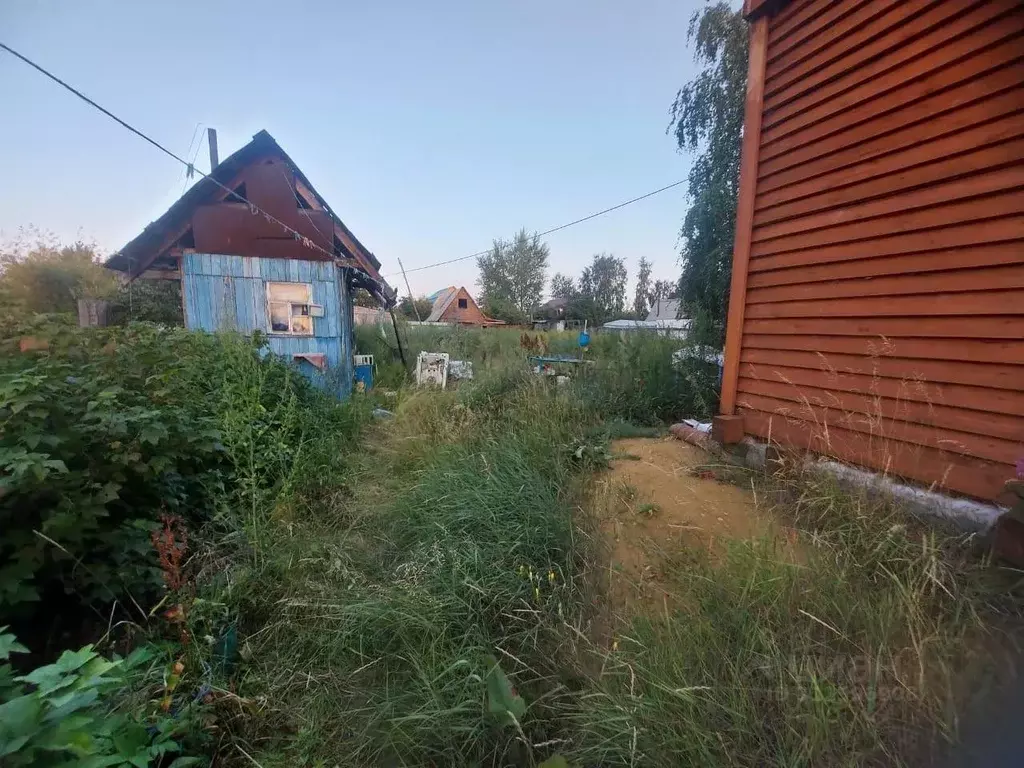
[550,273,578,300]
[476,229,549,315]
[633,257,652,319]
[668,2,747,343]
[578,253,628,324]
[0,235,116,318]
[651,279,678,303]
[108,280,184,326]
[398,295,434,321]
[1,233,183,326]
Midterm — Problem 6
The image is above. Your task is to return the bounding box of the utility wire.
[0,40,344,268]
[180,128,207,195]
[385,178,686,277]
[1,39,686,284]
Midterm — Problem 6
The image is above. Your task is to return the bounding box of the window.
[457,297,468,309]
[267,282,313,335]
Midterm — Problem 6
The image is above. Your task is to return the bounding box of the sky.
[0,0,707,299]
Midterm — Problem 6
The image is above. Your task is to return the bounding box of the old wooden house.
[106,130,392,398]
[424,286,502,326]
[714,0,1024,503]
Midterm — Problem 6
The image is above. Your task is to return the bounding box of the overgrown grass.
[355,322,720,424]
[567,468,1021,767]
[228,377,601,766]
[6,320,1018,766]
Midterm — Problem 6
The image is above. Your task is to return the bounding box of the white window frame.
[266,281,314,336]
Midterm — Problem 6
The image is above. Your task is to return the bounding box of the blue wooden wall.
[181,253,353,399]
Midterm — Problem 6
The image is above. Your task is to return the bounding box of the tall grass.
[151,324,1019,767]
[565,468,1020,767]
[229,377,601,766]
[355,322,719,424]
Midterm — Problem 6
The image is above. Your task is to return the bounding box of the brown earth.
[594,437,780,617]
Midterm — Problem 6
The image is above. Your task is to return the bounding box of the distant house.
[423,286,503,326]
[602,296,690,338]
[105,130,393,399]
[646,297,682,323]
[533,297,570,331]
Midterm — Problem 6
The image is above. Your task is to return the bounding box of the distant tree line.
[0,230,183,326]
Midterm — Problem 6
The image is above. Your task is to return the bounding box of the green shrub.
[0,325,225,623]
[0,321,368,652]
[0,628,201,767]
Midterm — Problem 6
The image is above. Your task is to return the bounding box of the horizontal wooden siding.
[737,0,1024,501]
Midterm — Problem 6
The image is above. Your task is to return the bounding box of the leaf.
[0,696,43,755]
[0,629,29,661]
[538,757,572,768]
[113,722,150,760]
[44,688,100,722]
[484,655,526,728]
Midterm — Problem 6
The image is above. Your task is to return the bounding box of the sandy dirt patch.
[594,437,776,616]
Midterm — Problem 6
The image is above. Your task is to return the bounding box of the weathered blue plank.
[234,276,250,330]
[182,254,352,398]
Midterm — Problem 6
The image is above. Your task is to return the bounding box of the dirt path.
[594,437,774,615]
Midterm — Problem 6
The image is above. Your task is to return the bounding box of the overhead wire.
[180,127,207,195]
[0,40,344,268]
[385,178,687,278]
[1,39,686,286]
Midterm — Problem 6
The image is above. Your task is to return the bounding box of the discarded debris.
[415,351,449,388]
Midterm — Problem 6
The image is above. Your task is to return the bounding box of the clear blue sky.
[0,0,706,298]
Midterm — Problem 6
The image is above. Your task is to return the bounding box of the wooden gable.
[107,131,388,294]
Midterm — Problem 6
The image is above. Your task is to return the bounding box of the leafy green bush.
[0,628,200,767]
[0,324,226,623]
[0,321,368,652]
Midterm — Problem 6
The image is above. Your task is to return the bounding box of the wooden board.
[720,16,770,415]
[724,2,1024,502]
[746,264,1024,303]
[755,129,1024,223]
[736,391,1021,465]
[744,289,1024,319]
[761,35,1024,159]
[739,348,1023,390]
[764,0,1016,115]
[759,73,1024,184]
[743,316,1024,340]
[736,377,1024,442]
[741,334,1024,365]
[747,242,1024,288]
[736,362,1024,417]
[740,410,1014,501]
[749,216,1024,272]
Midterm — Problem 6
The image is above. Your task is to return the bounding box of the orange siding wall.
[732,0,1024,501]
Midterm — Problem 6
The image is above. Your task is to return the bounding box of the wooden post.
[389,308,408,370]
[77,298,110,327]
[207,127,219,169]
[396,257,421,321]
[718,15,769,417]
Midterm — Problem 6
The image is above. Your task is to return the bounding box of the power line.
[180,126,207,195]
[0,40,343,268]
[385,178,686,278]
[1,39,686,286]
